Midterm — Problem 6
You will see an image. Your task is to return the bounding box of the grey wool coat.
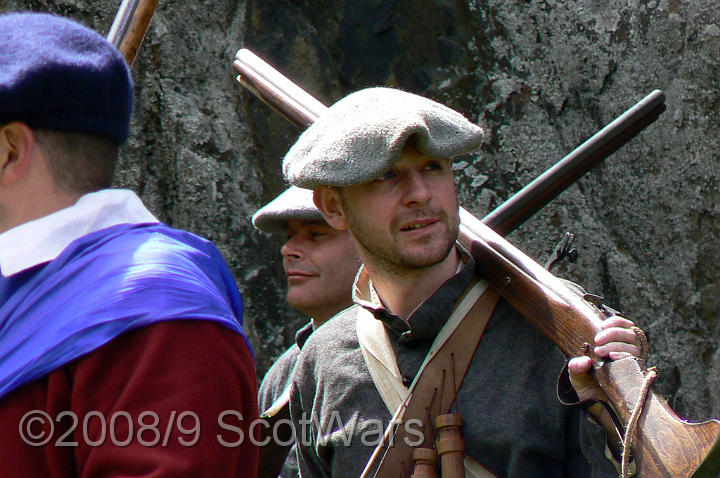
[289,255,617,478]
[259,322,314,478]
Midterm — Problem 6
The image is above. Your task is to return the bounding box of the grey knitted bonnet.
[251,186,323,234]
[282,87,485,189]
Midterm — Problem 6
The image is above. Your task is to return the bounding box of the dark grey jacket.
[290,258,616,478]
[259,322,314,478]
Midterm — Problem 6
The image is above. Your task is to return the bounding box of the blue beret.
[0,12,133,144]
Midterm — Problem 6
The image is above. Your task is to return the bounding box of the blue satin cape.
[0,223,249,400]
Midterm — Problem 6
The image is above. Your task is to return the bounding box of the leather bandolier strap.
[358,278,501,478]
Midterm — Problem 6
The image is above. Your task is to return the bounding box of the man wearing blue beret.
[0,12,258,477]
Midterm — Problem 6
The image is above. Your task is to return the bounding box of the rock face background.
[4,0,720,422]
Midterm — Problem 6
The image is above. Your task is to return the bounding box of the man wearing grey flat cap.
[0,12,257,477]
[252,186,360,477]
[284,87,642,477]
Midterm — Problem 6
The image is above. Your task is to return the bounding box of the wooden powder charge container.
[435,413,466,478]
[410,447,438,478]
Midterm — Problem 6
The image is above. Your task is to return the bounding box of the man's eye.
[311,227,335,239]
[425,161,444,171]
[373,170,396,182]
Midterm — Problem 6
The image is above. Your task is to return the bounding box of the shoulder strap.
[357,308,408,414]
[357,280,501,478]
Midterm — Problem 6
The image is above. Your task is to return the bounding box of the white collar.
[0,189,158,277]
[352,265,386,311]
[351,248,468,316]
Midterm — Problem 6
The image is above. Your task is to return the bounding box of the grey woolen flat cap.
[252,186,324,234]
[283,87,485,188]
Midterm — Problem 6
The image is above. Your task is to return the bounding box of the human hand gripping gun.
[233,48,720,477]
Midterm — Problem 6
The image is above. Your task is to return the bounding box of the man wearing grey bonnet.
[252,186,360,477]
[283,87,643,477]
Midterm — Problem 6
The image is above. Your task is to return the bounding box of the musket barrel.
[107,0,159,66]
[482,89,666,235]
[233,58,319,128]
[233,47,665,237]
[234,49,326,128]
[107,0,135,48]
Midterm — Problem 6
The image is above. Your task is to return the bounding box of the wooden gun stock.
[458,211,720,477]
[107,0,159,66]
[232,48,720,476]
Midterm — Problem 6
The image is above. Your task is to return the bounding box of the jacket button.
[398,332,413,345]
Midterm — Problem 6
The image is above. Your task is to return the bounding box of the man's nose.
[401,170,432,205]
[281,237,305,260]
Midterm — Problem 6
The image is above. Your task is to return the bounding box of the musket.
[233,48,720,477]
[107,0,159,66]
[234,49,665,235]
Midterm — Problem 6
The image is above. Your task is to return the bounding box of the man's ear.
[0,122,35,186]
[314,186,348,231]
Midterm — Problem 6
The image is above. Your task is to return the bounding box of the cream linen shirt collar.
[0,189,158,277]
[352,247,468,314]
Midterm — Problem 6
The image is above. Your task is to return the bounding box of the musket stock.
[459,211,720,477]
[232,47,720,477]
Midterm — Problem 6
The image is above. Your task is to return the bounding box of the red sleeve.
[68,320,258,478]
